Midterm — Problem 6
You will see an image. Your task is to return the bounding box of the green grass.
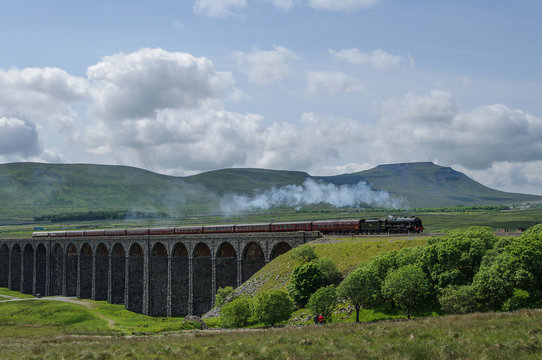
[0,300,112,337]
[0,289,200,336]
[0,288,36,299]
[0,310,540,359]
[240,236,427,296]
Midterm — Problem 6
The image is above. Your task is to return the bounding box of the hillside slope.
[319,162,541,208]
[1,161,540,220]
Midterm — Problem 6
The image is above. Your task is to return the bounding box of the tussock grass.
[0,310,541,359]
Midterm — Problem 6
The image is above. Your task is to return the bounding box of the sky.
[1,0,542,195]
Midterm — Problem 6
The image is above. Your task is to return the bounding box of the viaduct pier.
[0,231,320,316]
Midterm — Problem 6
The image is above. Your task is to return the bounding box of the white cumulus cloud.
[330,48,414,70]
[306,71,363,97]
[233,46,299,85]
[87,48,235,121]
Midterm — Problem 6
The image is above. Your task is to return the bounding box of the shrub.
[215,286,234,308]
[438,285,478,314]
[289,244,318,264]
[253,289,294,326]
[220,295,252,328]
[307,285,337,323]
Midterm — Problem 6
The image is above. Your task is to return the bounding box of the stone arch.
[65,243,78,296]
[242,242,265,282]
[0,244,8,287]
[94,243,109,301]
[111,243,126,304]
[35,243,47,296]
[171,242,189,316]
[10,244,21,291]
[127,243,143,312]
[216,242,237,292]
[22,243,34,294]
[50,243,63,295]
[193,242,212,315]
[79,243,93,299]
[150,243,168,316]
[271,242,292,260]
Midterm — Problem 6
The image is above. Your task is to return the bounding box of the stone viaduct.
[0,231,320,316]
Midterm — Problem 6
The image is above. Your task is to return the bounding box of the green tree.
[288,262,325,306]
[381,264,430,319]
[289,244,318,264]
[215,286,234,308]
[314,257,343,286]
[307,285,337,323]
[421,227,497,290]
[337,266,380,322]
[253,289,294,326]
[472,252,516,311]
[507,223,542,300]
[220,295,252,328]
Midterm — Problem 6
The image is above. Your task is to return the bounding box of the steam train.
[32,216,423,238]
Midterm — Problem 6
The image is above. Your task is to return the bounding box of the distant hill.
[0,161,540,220]
[318,162,541,208]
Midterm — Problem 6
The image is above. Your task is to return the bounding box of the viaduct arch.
[0,231,318,316]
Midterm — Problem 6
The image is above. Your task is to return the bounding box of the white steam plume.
[220,179,406,215]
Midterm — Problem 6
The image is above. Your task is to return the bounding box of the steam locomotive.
[32,216,423,237]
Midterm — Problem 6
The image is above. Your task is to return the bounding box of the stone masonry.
[0,231,319,316]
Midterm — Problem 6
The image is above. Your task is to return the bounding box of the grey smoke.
[220,179,405,215]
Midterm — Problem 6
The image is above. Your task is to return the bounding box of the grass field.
[0,310,540,359]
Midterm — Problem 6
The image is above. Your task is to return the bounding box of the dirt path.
[0,296,116,327]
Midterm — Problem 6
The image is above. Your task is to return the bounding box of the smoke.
[220,179,406,215]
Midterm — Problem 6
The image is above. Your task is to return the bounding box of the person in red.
[318,314,324,324]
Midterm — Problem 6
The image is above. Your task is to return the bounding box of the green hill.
[0,161,540,220]
[319,162,541,208]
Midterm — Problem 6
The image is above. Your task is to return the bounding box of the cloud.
[330,48,414,70]
[0,117,41,157]
[0,67,88,130]
[233,46,299,85]
[193,0,247,18]
[371,90,542,170]
[87,48,235,121]
[308,0,380,11]
[306,71,363,97]
[268,0,296,11]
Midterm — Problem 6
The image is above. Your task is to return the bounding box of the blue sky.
[1,0,542,195]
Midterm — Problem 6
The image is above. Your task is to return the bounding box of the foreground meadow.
[0,310,540,359]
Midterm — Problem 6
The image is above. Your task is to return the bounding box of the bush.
[502,289,530,311]
[307,285,337,323]
[289,244,318,264]
[220,295,252,328]
[215,286,234,308]
[288,262,325,307]
[253,289,294,326]
[438,285,478,314]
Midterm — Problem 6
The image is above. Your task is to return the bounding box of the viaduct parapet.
[0,231,320,316]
